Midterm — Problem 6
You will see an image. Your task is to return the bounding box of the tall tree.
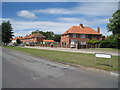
[107,9,120,34]
[1,21,14,45]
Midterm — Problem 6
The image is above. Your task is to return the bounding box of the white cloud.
[0,18,14,24]
[11,20,74,35]
[34,8,70,14]
[57,17,109,27]
[14,30,32,37]
[17,10,37,19]
[33,2,118,16]
[73,2,118,16]
[0,18,13,22]
[57,17,86,23]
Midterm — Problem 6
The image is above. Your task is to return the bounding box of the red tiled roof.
[22,33,45,39]
[43,40,54,42]
[62,26,102,35]
[10,37,23,40]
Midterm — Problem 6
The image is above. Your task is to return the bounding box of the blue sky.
[1,2,118,37]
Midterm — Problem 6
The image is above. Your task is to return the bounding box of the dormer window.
[73,34,76,38]
[80,34,85,38]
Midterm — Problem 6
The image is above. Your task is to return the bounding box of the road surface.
[2,47,118,88]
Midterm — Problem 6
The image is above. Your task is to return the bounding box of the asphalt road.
[2,47,118,88]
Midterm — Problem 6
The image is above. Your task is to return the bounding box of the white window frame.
[73,34,76,38]
[80,34,85,38]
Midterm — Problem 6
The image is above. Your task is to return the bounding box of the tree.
[16,39,21,44]
[45,31,54,39]
[31,30,40,34]
[1,21,14,45]
[31,30,54,40]
[52,34,61,42]
[107,9,120,34]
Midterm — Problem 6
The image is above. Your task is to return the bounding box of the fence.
[35,44,100,49]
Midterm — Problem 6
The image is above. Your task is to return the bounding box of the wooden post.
[76,44,77,49]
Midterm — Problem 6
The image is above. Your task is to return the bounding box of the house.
[21,33,46,44]
[43,40,54,44]
[10,36,23,43]
[61,24,102,46]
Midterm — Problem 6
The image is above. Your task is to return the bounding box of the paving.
[2,47,118,88]
[25,46,119,56]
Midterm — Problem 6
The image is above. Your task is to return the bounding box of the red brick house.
[21,33,46,44]
[10,36,23,43]
[61,24,102,46]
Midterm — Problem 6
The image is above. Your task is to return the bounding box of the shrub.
[88,39,100,44]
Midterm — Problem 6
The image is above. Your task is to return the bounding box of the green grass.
[3,46,119,71]
[86,48,120,52]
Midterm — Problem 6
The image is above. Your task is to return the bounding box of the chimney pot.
[97,27,100,33]
[79,24,84,28]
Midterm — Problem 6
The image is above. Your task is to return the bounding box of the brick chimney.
[79,24,84,28]
[97,27,100,33]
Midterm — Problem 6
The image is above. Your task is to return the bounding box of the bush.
[100,41,113,48]
[100,34,120,48]
[88,39,101,44]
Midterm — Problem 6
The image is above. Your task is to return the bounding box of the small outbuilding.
[43,40,54,44]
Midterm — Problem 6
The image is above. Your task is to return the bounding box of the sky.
[1,1,118,37]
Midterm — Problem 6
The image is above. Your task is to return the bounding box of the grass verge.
[85,48,120,52]
[3,46,119,71]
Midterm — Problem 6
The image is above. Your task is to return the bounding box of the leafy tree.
[31,30,40,34]
[16,39,21,44]
[45,31,54,39]
[52,34,61,42]
[31,30,54,40]
[1,21,14,45]
[107,9,120,34]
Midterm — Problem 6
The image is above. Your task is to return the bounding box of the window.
[80,34,85,38]
[71,40,78,45]
[80,41,86,45]
[73,34,76,38]
[62,42,66,45]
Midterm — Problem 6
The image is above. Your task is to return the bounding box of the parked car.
[7,43,14,46]
[13,43,19,46]
[19,43,24,47]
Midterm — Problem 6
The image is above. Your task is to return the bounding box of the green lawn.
[85,48,120,52]
[3,46,119,71]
